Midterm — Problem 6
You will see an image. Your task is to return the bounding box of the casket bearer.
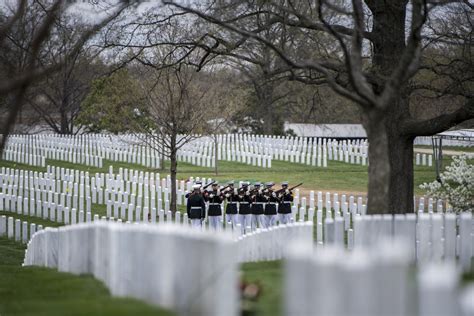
[263,182,278,227]
[250,182,265,229]
[206,182,224,230]
[223,181,239,228]
[186,185,206,229]
[277,181,294,224]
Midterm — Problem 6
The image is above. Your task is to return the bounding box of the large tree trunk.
[364,98,415,215]
[59,107,69,134]
[364,112,390,214]
[388,132,415,214]
[214,134,218,175]
[364,0,416,214]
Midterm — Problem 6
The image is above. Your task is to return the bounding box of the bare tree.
[159,0,473,214]
[132,60,231,212]
[25,14,107,134]
[0,0,129,149]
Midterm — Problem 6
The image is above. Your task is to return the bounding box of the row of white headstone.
[23,222,238,316]
[8,134,457,172]
[0,215,43,244]
[1,161,451,239]
[318,212,474,271]
[415,153,433,166]
[5,134,160,168]
[284,239,474,316]
[237,222,313,262]
[4,133,372,170]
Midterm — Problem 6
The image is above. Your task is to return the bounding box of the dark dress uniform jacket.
[238,189,252,215]
[251,191,265,215]
[187,193,206,219]
[225,189,239,214]
[278,191,294,214]
[206,190,223,216]
[264,189,278,215]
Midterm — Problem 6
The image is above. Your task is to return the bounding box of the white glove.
[265,195,270,200]
[272,192,277,197]
[245,191,250,196]
[285,189,290,194]
[258,189,262,194]
[209,194,214,198]
[217,190,221,195]
[225,193,230,198]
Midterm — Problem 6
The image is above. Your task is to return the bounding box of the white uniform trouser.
[240,214,251,235]
[209,215,222,231]
[226,214,239,228]
[191,219,202,229]
[264,215,277,227]
[251,214,265,230]
[278,213,291,225]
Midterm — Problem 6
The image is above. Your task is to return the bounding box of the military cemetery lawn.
[0,151,471,316]
[0,155,459,196]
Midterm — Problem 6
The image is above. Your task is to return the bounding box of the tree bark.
[170,133,177,213]
[364,96,415,214]
[364,111,390,214]
[387,131,415,214]
[60,108,69,134]
[214,134,218,175]
[363,0,417,214]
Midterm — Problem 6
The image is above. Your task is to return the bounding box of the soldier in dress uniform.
[238,182,252,234]
[185,180,202,199]
[263,182,278,227]
[206,182,224,230]
[250,182,265,229]
[277,181,294,224]
[223,181,239,228]
[186,184,206,229]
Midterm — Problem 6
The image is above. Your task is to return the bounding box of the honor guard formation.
[186,180,302,232]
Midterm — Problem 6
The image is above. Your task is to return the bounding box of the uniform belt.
[191,207,202,209]
[267,202,278,205]
[283,201,292,204]
[240,202,249,204]
[209,203,221,205]
[254,202,265,204]
[228,202,238,204]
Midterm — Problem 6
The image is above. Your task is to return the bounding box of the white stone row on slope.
[346,212,473,271]
[415,153,433,167]
[2,149,45,167]
[23,222,238,316]
[237,222,313,263]
[5,134,371,169]
[284,240,470,316]
[0,215,43,243]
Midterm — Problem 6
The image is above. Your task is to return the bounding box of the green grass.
[0,237,174,316]
[0,155,463,196]
[241,261,283,316]
[0,211,63,228]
